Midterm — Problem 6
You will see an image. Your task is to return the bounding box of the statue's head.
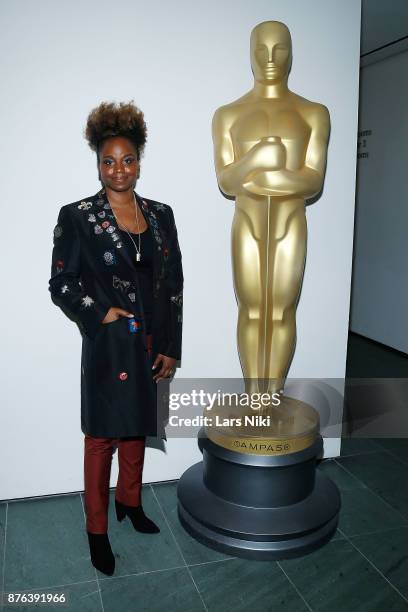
[250,21,292,84]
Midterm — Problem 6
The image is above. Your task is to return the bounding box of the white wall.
[350,49,408,353]
[0,0,361,500]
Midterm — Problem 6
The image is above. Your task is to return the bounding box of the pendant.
[136,253,141,262]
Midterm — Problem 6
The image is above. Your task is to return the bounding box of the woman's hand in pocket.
[102,307,134,324]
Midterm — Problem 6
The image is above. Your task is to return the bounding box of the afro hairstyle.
[84,100,147,160]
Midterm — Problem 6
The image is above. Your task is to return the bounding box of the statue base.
[177,429,341,560]
[204,395,320,456]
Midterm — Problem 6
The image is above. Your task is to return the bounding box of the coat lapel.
[134,191,164,296]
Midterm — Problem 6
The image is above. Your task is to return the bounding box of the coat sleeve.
[163,206,183,360]
[48,205,111,339]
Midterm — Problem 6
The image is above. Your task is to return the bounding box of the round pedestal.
[177,432,341,560]
[204,395,320,456]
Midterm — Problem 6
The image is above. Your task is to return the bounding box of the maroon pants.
[83,333,153,534]
[84,435,146,533]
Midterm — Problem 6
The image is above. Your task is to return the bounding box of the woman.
[48,101,183,576]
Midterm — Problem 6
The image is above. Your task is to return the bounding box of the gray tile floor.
[1,334,407,611]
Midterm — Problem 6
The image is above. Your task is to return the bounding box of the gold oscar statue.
[208,20,331,455]
[177,22,340,558]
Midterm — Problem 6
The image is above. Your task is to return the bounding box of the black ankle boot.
[115,499,160,533]
[87,532,115,576]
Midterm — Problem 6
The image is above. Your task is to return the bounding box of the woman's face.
[98,136,139,192]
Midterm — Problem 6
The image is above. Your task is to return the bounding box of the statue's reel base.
[205,429,317,456]
[205,395,320,456]
[177,430,341,561]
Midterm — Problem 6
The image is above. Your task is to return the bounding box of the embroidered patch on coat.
[78,201,92,210]
[170,291,183,307]
[153,230,162,244]
[154,202,167,212]
[81,295,94,307]
[128,318,142,333]
[103,250,117,265]
[53,225,63,239]
[112,275,131,292]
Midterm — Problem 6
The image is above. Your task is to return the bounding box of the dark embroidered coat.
[48,187,183,438]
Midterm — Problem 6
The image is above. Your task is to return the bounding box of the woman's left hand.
[152,354,177,382]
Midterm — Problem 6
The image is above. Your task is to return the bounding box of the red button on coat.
[118,372,128,381]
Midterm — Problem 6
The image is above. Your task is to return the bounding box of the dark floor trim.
[1,478,179,504]
[348,331,408,359]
